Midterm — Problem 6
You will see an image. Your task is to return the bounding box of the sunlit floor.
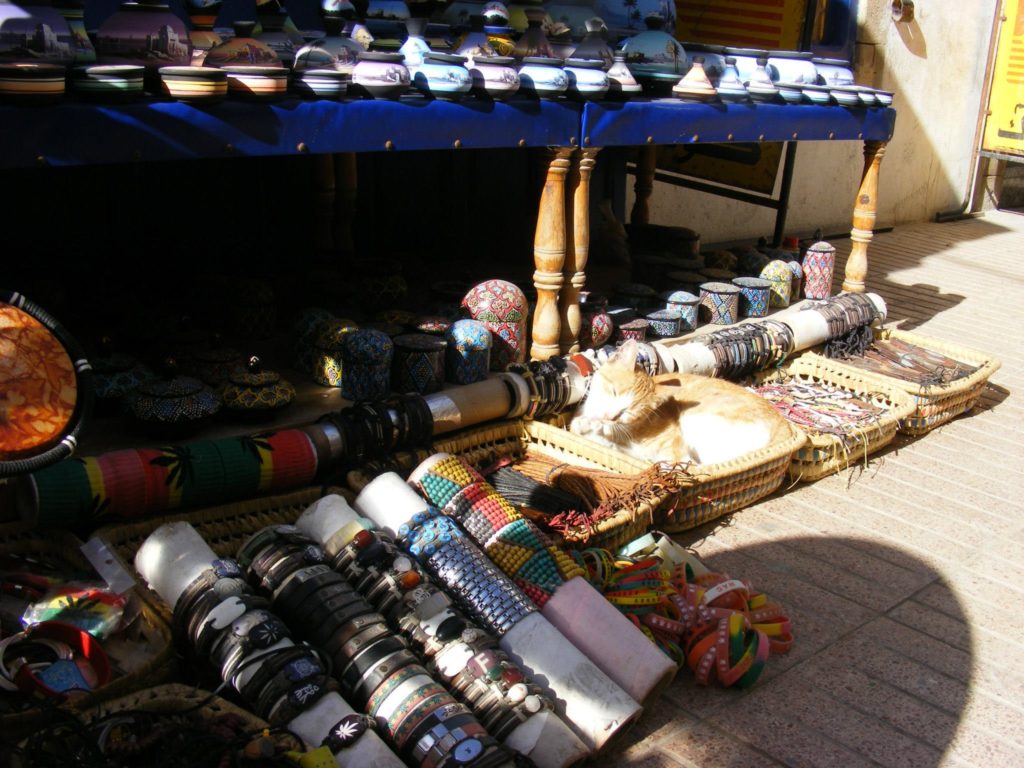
[605,210,1024,767]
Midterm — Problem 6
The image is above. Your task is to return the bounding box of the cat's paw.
[570,416,596,435]
[600,421,620,441]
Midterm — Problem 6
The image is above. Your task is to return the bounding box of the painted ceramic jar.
[619,14,687,94]
[220,356,296,419]
[124,363,222,437]
[293,307,336,372]
[341,329,394,402]
[92,351,155,414]
[564,57,609,101]
[581,306,613,349]
[400,16,432,67]
[54,0,97,65]
[392,333,446,394]
[0,4,77,65]
[802,241,836,299]
[722,47,765,82]
[223,64,288,98]
[787,260,803,299]
[313,318,359,387]
[812,57,854,85]
[617,318,649,343]
[698,282,740,325]
[716,56,748,102]
[411,51,472,100]
[760,260,792,308]
[661,290,699,331]
[468,55,519,99]
[445,319,491,384]
[672,55,716,101]
[293,67,349,99]
[682,43,725,84]
[518,56,567,98]
[205,20,281,67]
[646,308,682,337]
[461,279,527,370]
[353,50,410,98]
[96,0,191,79]
[731,277,771,318]
[607,52,641,98]
[293,16,361,74]
[767,50,816,84]
[745,57,778,102]
[254,9,303,68]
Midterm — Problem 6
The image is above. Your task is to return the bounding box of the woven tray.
[748,354,916,482]
[806,328,1001,436]
[97,485,350,623]
[0,524,174,737]
[432,419,660,551]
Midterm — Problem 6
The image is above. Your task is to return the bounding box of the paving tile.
[655,722,786,767]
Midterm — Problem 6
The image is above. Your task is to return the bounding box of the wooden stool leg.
[560,148,600,354]
[334,152,358,256]
[531,147,574,361]
[843,140,886,293]
[630,144,657,225]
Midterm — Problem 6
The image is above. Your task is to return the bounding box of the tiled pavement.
[603,210,1024,767]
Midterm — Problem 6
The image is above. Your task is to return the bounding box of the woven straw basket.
[98,485,350,623]
[75,682,270,729]
[748,354,916,482]
[0,524,174,737]
[805,328,1001,436]
[432,419,661,551]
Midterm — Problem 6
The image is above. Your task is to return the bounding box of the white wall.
[632,0,998,244]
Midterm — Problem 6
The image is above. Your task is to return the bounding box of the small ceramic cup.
[699,282,741,325]
[646,308,683,337]
[731,277,771,318]
[662,289,700,331]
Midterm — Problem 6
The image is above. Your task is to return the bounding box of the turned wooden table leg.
[560,148,600,354]
[630,144,657,225]
[843,140,886,293]
[334,152,358,255]
[531,147,574,361]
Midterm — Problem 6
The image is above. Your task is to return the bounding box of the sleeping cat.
[570,340,791,465]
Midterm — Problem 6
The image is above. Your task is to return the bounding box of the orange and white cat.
[570,340,791,465]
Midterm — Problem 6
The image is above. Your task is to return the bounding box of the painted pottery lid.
[473,55,515,65]
[760,260,793,282]
[619,318,649,330]
[647,308,682,320]
[394,333,446,352]
[93,353,155,400]
[521,56,563,66]
[316,319,360,350]
[413,315,451,334]
[342,328,394,363]
[127,361,222,424]
[424,52,467,65]
[221,356,295,412]
[461,279,528,324]
[446,319,492,348]
[699,282,740,295]
[732,277,771,289]
[806,241,836,254]
[358,51,405,62]
[565,57,605,69]
[606,306,635,323]
[661,289,699,304]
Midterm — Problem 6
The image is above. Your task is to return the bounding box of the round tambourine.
[0,290,93,478]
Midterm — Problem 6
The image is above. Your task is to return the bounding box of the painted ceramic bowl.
[411,52,473,100]
[518,56,568,99]
[564,57,609,101]
[775,81,806,104]
[293,16,362,74]
[829,84,861,107]
[469,55,520,100]
[0,63,66,104]
[72,64,144,100]
[92,352,156,414]
[353,51,410,99]
[158,65,227,102]
[617,318,649,342]
[766,50,816,84]
[800,83,833,105]
[812,57,854,85]
[293,68,349,99]
[646,308,682,337]
[95,1,192,75]
[219,356,296,419]
[223,65,289,100]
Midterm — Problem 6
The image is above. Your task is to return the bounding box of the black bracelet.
[405,708,479,765]
[288,582,362,633]
[274,564,340,611]
[265,671,330,725]
[352,648,421,709]
[339,635,408,696]
[238,643,323,704]
[316,603,385,654]
[252,647,327,719]
[322,713,375,755]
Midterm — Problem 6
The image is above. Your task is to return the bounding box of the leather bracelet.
[339,636,407,696]
[352,648,420,708]
[322,713,374,755]
[9,621,112,699]
[275,564,344,613]
[265,672,330,725]
[171,563,246,648]
[239,643,323,704]
[323,520,369,561]
[254,648,327,719]
[257,545,327,594]
[289,583,363,635]
[316,602,383,652]
[191,593,254,661]
[211,606,285,682]
[238,526,307,571]
[204,596,274,668]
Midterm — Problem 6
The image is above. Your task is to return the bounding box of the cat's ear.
[610,339,639,370]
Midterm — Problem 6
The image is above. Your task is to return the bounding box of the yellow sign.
[984,0,1024,155]
[675,0,808,49]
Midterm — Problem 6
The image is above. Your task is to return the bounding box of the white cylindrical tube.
[654,342,677,374]
[866,291,887,321]
[288,691,404,768]
[499,612,641,753]
[543,576,676,708]
[425,377,513,434]
[134,521,218,609]
[297,494,363,544]
[354,471,430,535]
[779,306,831,349]
[668,343,717,376]
[504,710,590,768]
